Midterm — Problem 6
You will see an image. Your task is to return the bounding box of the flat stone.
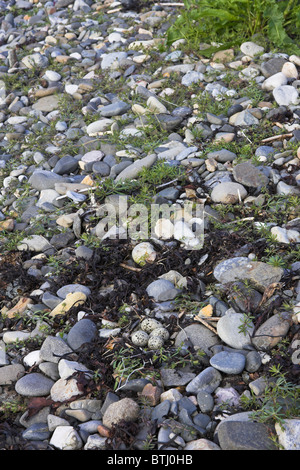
[233,161,269,188]
[28,170,67,191]
[56,284,91,299]
[160,368,196,387]
[115,153,157,181]
[184,439,221,450]
[213,257,284,292]
[17,235,53,253]
[207,149,237,162]
[240,41,264,57]
[15,373,54,397]
[217,420,277,450]
[273,85,299,106]
[0,364,25,385]
[86,119,113,136]
[275,419,300,450]
[186,367,222,394]
[32,95,61,112]
[39,336,74,364]
[66,318,98,351]
[252,312,291,350]
[210,351,246,374]
[175,323,220,355]
[22,423,50,441]
[100,100,130,117]
[156,114,183,131]
[261,72,288,91]
[260,57,287,77]
[101,51,128,70]
[146,279,178,302]
[53,155,78,175]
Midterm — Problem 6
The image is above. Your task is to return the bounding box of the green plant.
[167,0,300,56]
[266,255,286,268]
[238,313,255,336]
[242,366,300,429]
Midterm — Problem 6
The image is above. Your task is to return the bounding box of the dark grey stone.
[22,423,51,441]
[217,420,277,450]
[67,319,98,351]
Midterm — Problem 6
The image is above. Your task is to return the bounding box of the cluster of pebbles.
[0,0,299,451]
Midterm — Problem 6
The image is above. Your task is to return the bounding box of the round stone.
[146,279,178,302]
[216,311,255,349]
[132,242,157,266]
[211,182,247,204]
[103,398,140,429]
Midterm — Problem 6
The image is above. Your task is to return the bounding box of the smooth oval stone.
[252,312,291,350]
[211,182,247,204]
[210,351,246,374]
[56,284,91,299]
[15,373,55,396]
[67,319,97,351]
[186,367,222,394]
[216,311,254,349]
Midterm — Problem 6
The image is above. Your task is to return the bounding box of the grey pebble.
[210,351,246,374]
[67,319,98,351]
[15,373,55,397]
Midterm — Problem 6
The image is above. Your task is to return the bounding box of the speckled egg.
[131,330,149,347]
[140,318,162,333]
[147,335,165,350]
[149,327,169,341]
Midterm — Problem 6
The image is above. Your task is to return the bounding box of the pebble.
[216,311,255,349]
[273,85,299,106]
[15,373,54,397]
[217,420,277,450]
[102,398,140,429]
[146,279,179,302]
[175,323,220,355]
[0,1,299,452]
[50,426,83,450]
[210,182,247,204]
[213,257,284,292]
[186,367,222,394]
[66,318,98,351]
[209,351,246,374]
[275,419,300,450]
[252,312,292,350]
